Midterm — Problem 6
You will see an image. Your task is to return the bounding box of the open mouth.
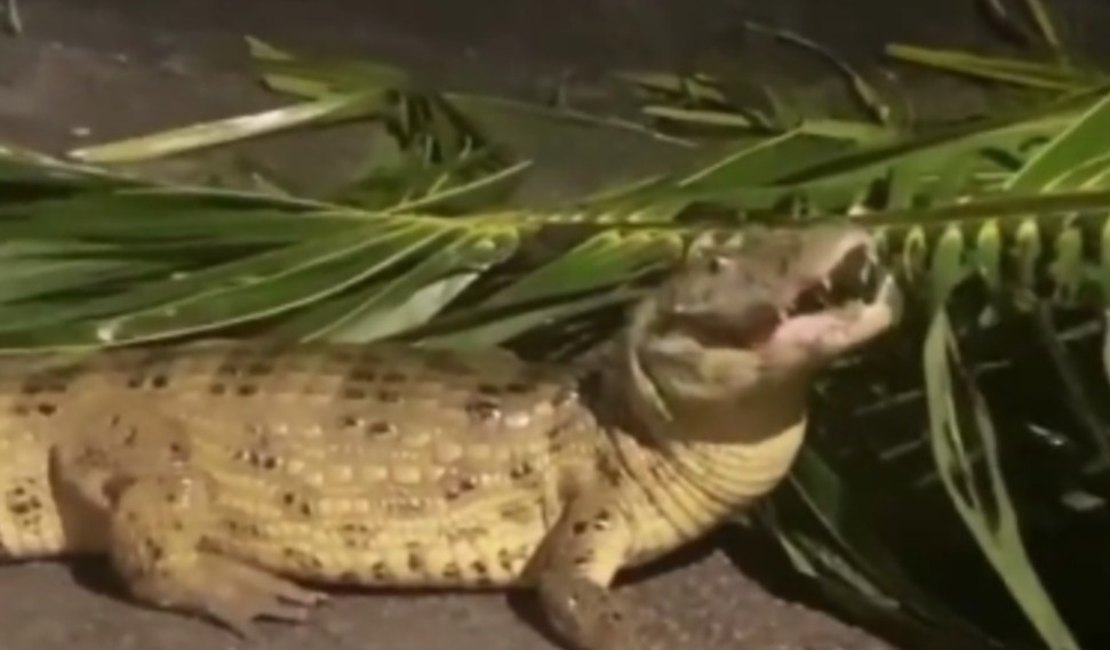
[787,242,882,322]
[682,240,887,350]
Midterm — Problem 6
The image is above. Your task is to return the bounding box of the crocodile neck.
[593,298,815,560]
[650,414,807,508]
[598,391,808,564]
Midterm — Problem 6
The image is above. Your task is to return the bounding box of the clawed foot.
[200,558,329,638]
[134,555,329,639]
[540,572,641,650]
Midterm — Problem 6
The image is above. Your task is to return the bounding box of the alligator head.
[619,223,902,442]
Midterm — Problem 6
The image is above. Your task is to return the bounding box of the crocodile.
[0,223,900,649]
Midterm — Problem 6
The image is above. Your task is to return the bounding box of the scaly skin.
[0,223,900,649]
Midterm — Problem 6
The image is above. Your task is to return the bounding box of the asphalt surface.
[1,543,899,650]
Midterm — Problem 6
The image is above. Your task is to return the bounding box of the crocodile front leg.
[107,470,326,636]
[49,403,327,636]
[530,491,642,650]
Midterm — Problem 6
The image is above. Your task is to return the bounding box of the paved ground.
[2,0,1107,648]
[1,540,898,650]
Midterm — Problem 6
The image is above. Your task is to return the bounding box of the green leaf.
[476,229,681,310]
[617,89,1096,215]
[247,36,411,98]
[1007,88,1110,191]
[95,222,437,343]
[69,91,391,164]
[0,194,358,244]
[923,310,1080,650]
[638,106,756,131]
[305,226,520,342]
[885,44,1099,91]
[381,159,533,214]
[1040,150,1110,191]
[0,219,442,347]
[676,130,856,190]
[416,288,638,350]
[614,70,731,106]
[0,242,172,303]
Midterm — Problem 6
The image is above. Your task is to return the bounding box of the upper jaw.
[653,226,901,360]
[767,274,901,360]
[748,234,902,359]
